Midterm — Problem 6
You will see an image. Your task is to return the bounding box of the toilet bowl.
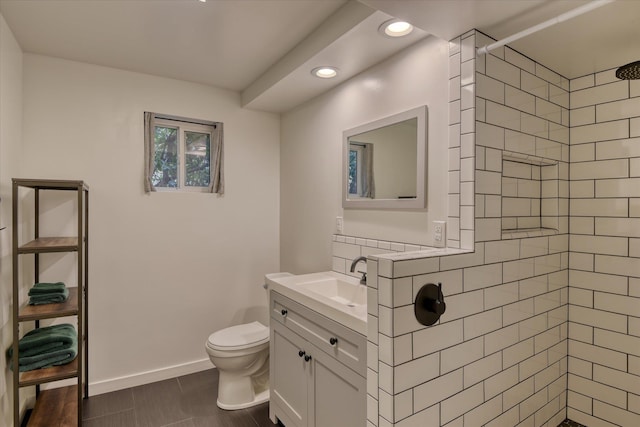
[205,321,270,410]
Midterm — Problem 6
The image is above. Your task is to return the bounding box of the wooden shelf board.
[18,237,79,254]
[19,358,79,387]
[27,385,78,427]
[19,287,79,321]
[13,178,89,191]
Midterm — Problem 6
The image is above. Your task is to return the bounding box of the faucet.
[350,256,368,285]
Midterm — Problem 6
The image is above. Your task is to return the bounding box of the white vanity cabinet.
[269,292,366,427]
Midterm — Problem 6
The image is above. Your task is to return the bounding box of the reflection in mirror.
[343,106,427,209]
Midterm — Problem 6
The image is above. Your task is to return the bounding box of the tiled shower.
[334,29,640,427]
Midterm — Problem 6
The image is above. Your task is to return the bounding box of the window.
[144,113,224,194]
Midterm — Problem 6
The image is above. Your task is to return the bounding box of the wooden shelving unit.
[12,179,89,427]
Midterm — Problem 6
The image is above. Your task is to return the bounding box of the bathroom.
[1,0,639,426]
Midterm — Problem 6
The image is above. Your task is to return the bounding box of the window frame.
[153,118,215,193]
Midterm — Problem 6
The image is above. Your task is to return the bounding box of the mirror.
[343,105,427,209]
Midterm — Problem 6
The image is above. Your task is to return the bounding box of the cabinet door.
[271,322,310,427]
[309,345,366,427]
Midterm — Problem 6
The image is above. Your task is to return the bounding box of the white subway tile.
[476,121,505,150]
[568,355,592,378]
[504,298,535,326]
[476,73,504,103]
[486,101,521,131]
[486,54,520,87]
[519,275,548,299]
[570,235,628,256]
[485,239,520,263]
[485,365,519,401]
[464,352,503,389]
[521,113,549,138]
[569,270,627,294]
[506,86,535,114]
[413,319,463,358]
[535,362,561,392]
[571,80,629,109]
[505,129,536,155]
[570,181,594,198]
[440,383,484,424]
[598,97,640,122]
[570,143,595,162]
[596,177,640,197]
[595,254,640,278]
[569,340,627,371]
[549,83,569,108]
[485,282,519,310]
[571,120,629,145]
[394,404,439,427]
[394,305,422,335]
[571,106,596,126]
[504,338,535,369]
[394,256,439,278]
[461,83,474,110]
[596,138,640,160]
[632,117,640,137]
[536,64,563,88]
[413,369,463,413]
[463,263,503,291]
[522,71,548,99]
[595,69,619,86]
[394,352,440,393]
[503,258,535,283]
[569,287,593,307]
[441,336,484,374]
[463,395,503,427]
[460,34,475,62]
[569,375,627,410]
[475,218,502,241]
[450,75,461,102]
[537,98,562,123]
[594,364,640,395]
[593,401,640,427]
[519,313,547,340]
[569,305,627,333]
[464,308,502,340]
[570,74,594,91]
[571,159,629,180]
[595,328,640,357]
[596,217,640,238]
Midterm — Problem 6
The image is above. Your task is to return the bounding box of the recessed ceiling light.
[312,66,338,79]
[379,19,414,38]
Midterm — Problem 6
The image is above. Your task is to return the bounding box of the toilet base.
[217,389,269,410]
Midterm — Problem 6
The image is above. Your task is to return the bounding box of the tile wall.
[359,30,570,427]
[566,68,640,426]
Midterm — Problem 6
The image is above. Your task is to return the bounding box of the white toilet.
[205,320,270,410]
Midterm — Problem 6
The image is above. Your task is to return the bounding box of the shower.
[616,60,640,79]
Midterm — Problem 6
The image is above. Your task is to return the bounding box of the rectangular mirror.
[343,105,427,209]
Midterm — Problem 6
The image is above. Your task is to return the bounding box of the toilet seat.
[207,321,269,351]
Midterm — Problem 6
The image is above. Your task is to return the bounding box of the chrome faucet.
[350,256,368,285]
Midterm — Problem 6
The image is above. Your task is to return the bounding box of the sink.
[265,271,367,334]
[297,277,366,307]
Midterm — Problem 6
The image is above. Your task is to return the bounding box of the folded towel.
[29,288,69,305]
[16,341,78,372]
[8,324,76,357]
[28,282,66,295]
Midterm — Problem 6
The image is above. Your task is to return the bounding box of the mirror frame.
[342,105,428,210]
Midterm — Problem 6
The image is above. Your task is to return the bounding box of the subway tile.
[570,143,595,162]
[595,254,640,278]
[504,337,535,370]
[571,80,629,109]
[476,121,505,149]
[534,290,561,314]
[460,33,476,62]
[632,159,640,178]
[593,401,640,427]
[484,324,519,356]
[486,101,521,131]
[569,270,627,294]
[569,287,593,307]
[485,365,519,401]
[570,235,628,256]
[394,304,422,335]
[463,395,502,427]
[440,244,485,270]
[394,352,440,393]
[597,97,640,122]
[506,85,535,114]
[595,328,640,357]
[536,64,564,88]
[486,54,520,87]
[566,409,618,427]
[570,181,594,198]
[519,313,547,340]
[632,117,640,137]
[568,374,627,409]
[485,281,519,310]
[595,68,619,86]
[570,74,594,91]
[394,257,439,278]
[461,83,474,109]
[519,275,548,299]
[596,217,640,238]
[569,340,627,371]
[413,269,463,298]
[476,73,504,103]
[596,177,640,197]
[503,259,535,283]
[534,362,561,393]
[505,130,536,155]
[569,321,593,344]
[594,292,640,317]
[394,404,439,427]
[463,263,503,291]
[569,159,629,180]
[475,218,502,241]
[520,390,549,423]
[412,369,463,413]
[504,298,535,326]
[440,383,484,424]
[463,352,502,388]
[521,113,549,138]
[536,98,562,123]
[549,83,569,108]
[593,364,640,395]
[522,71,548,99]
[571,106,596,126]
[568,355,593,378]
[504,47,535,73]
[596,138,640,160]
[504,377,535,411]
[569,305,627,333]
[441,336,484,374]
[464,308,502,340]
[570,120,629,145]
[534,326,562,354]
[413,319,463,358]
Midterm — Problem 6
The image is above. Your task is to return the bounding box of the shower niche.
[501,151,563,239]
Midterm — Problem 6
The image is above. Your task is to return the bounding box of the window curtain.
[144,112,156,193]
[362,143,375,198]
[208,123,224,194]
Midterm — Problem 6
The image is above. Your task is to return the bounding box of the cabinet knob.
[281,309,288,316]
[304,354,312,362]
[298,350,305,358]
[329,337,338,345]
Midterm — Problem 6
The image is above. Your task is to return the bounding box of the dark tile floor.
[558,420,588,427]
[82,369,277,427]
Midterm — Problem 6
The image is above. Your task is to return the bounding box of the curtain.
[143,112,156,193]
[208,123,224,194]
[362,143,375,198]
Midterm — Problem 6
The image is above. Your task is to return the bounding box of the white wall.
[20,54,281,394]
[280,36,450,274]
[0,12,25,425]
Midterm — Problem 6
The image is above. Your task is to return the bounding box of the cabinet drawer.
[271,292,366,376]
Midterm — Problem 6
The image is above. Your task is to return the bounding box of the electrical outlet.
[433,220,446,248]
[336,216,344,234]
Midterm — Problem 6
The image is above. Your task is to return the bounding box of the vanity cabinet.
[269,292,366,427]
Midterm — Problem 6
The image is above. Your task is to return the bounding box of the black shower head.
[616,60,640,80]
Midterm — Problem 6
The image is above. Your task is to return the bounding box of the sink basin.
[265,271,367,334]
[297,278,366,307]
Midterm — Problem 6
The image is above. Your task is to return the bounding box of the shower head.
[616,60,640,80]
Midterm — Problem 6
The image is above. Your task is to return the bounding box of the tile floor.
[82,369,277,427]
[79,368,584,427]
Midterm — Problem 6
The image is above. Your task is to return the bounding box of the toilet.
[205,320,270,410]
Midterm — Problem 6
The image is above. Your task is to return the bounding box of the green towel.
[8,324,76,357]
[16,342,78,372]
[29,288,69,305]
[28,282,66,295]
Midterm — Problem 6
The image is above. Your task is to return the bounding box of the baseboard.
[89,358,212,396]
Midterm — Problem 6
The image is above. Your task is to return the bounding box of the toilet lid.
[207,321,269,350]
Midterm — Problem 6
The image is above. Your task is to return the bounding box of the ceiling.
[1,0,639,113]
